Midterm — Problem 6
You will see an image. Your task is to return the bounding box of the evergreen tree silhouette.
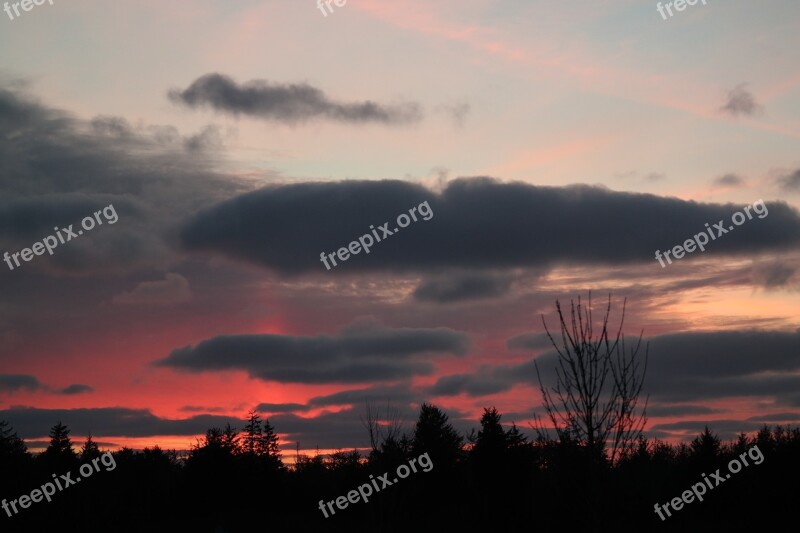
[0,419,28,459]
[41,421,77,470]
[412,403,463,469]
[80,433,102,461]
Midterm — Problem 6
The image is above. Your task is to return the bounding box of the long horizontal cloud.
[0,407,244,439]
[0,405,494,450]
[431,330,800,407]
[180,178,800,276]
[156,321,470,384]
[0,374,93,396]
[413,271,514,303]
[256,384,423,415]
[650,419,763,437]
[270,404,476,449]
[0,405,372,450]
[169,73,421,124]
[0,374,40,393]
[506,332,553,351]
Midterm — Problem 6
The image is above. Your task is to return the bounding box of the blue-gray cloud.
[156,320,470,384]
[169,73,422,125]
[181,178,800,276]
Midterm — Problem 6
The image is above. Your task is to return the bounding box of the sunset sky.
[1,0,799,455]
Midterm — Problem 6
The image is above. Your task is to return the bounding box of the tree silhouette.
[0,416,796,531]
[241,412,282,470]
[80,433,102,461]
[363,401,409,469]
[0,419,28,459]
[241,410,263,456]
[0,419,30,495]
[257,418,281,464]
[469,407,533,524]
[691,426,721,460]
[412,403,463,469]
[535,293,648,464]
[192,424,241,460]
[41,421,77,470]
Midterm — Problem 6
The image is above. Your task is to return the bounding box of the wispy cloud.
[778,169,800,193]
[720,83,764,117]
[169,73,422,125]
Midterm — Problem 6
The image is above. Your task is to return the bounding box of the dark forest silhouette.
[1,413,798,532]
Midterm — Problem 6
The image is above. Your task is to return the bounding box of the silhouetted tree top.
[81,433,102,461]
[44,421,76,459]
[413,403,463,467]
[0,419,28,459]
[535,293,648,464]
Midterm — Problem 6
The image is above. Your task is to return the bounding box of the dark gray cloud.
[541,330,800,404]
[746,412,800,422]
[413,271,513,303]
[169,73,422,125]
[256,384,422,415]
[183,125,224,153]
[181,178,800,276]
[719,83,763,117]
[0,374,92,395]
[713,173,745,187]
[3,398,742,451]
[506,332,553,351]
[651,374,800,403]
[0,83,251,277]
[647,404,719,417]
[156,320,470,384]
[270,406,421,449]
[0,407,244,439]
[778,169,800,193]
[308,383,421,407]
[112,273,192,305]
[647,330,800,379]
[271,403,477,449]
[59,384,93,395]
[428,371,511,397]
[650,419,762,440]
[270,409,371,449]
[0,374,41,393]
[429,329,800,413]
[751,261,796,289]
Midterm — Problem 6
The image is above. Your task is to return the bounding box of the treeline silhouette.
[1,406,798,532]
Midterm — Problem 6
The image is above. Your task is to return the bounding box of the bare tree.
[362,400,406,455]
[534,293,648,464]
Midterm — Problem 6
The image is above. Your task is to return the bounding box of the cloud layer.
[181,178,800,275]
[156,320,470,384]
[169,73,422,125]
